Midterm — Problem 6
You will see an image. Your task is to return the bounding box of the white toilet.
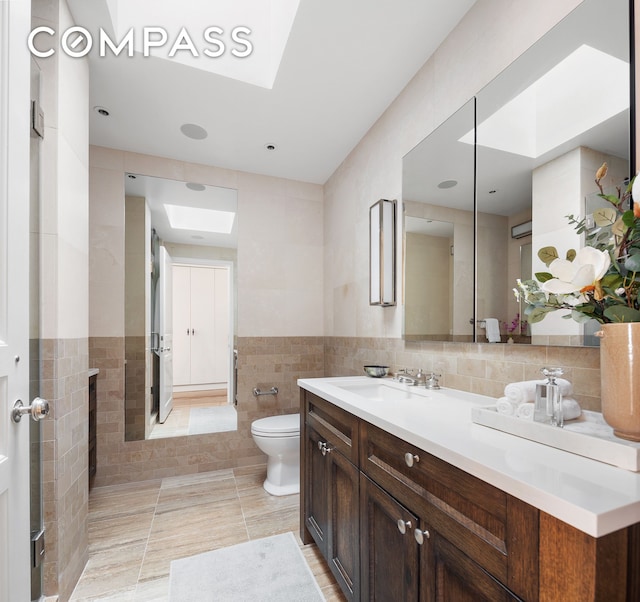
[251,413,300,496]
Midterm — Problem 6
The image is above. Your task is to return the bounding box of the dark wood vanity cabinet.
[300,388,640,601]
[359,421,535,601]
[302,392,360,600]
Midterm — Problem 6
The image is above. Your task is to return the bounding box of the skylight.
[459,45,629,158]
[104,0,300,88]
[164,204,236,234]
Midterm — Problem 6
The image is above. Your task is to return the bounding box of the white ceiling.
[67,0,476,185]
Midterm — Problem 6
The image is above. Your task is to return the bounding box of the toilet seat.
[251,413,300,437]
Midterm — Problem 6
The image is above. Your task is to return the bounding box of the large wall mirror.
[402,0,631,346]
[124,175,238,441]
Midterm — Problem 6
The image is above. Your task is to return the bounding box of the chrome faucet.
[395,369,418,385]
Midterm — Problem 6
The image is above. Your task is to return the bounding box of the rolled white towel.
[516,402,535,420]
[562,398,582,421]
[496,397,516,416]
[504,379,573,405]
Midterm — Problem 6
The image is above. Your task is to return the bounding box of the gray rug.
[168,532,325,601]
[188,405,237,435]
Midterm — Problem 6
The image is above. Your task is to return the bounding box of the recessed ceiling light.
[93,106,110,117]
[180,123,208,140]
[186,182,206,192]
[437,179,457,189]
[264,144,277,151]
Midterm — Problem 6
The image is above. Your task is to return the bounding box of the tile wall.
[325,337,601,411]
[89,336,324,487]
[41,338,89,601]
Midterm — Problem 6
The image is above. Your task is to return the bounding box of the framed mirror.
[124,174,238,440]
[402,0,631,346]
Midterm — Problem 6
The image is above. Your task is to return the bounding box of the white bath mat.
[168,532,325,601]
[188,405,237,435]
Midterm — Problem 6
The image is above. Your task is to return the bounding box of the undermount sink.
[334,379,437,403]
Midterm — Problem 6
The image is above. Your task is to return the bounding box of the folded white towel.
[484,318,501,343]
[504,379,573,405]
[562,398,582,421]
[516,402,535,420]
[496,397,516,416]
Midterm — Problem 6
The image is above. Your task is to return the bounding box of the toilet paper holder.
[253,386,279,397]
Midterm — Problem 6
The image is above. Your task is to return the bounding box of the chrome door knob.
[414,528,430,545]
[404,452,419,467]
[397,519,412,535]
[12,397,50,423]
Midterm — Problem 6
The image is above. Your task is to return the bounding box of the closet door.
[172,265,191,386]
[189,266,217,384]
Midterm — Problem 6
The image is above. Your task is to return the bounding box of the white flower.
[541,247,610,296]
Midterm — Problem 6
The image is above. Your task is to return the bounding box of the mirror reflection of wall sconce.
[369,198,396,306]
[511,220,532,239]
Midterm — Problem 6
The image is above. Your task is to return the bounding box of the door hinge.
[31,528,45,568]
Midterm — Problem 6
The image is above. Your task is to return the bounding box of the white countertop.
[88,368,99,378]
[298,376,640,538]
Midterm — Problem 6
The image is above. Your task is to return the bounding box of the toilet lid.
[251,413,300,435]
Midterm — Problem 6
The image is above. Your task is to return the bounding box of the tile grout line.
[231,468,252,542]
[133,480,164,593]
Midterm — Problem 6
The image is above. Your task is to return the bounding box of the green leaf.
[622,210,636,228]
[624,251,640,273]
[570,310,596,323]
[603,306,640,322]
[537,246,559,267]
[601,273,622,287]
[599,193,622,206]
[612,217,628,237]
[527,306,555,324]
[566,249,576,262]
[593,207,618,226]
[534,272,553,283]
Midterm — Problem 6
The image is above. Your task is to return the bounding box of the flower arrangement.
[515,162,640,324]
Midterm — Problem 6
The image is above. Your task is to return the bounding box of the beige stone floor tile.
[244,508,299,540]
[88,511,155,553]
[69,543,146,600]
[133,577,169,602]
[154,479,238,514]
[89,482,161,522]
[160,468,234,489]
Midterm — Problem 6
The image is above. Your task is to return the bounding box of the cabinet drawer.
[304,391,359,465]
[360,420,537,593]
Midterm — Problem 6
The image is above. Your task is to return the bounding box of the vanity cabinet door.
[360,474,419,601]
[304,425,360,601]
[424,529,521,602]
[304,426,329,555]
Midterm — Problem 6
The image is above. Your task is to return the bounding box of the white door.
[190,267,216,384]
[0,1,32,600]
[158,247,173,423]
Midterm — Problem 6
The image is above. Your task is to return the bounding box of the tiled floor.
[70,465,346,601]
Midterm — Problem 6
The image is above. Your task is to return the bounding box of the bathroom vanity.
[298,377,640,601]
